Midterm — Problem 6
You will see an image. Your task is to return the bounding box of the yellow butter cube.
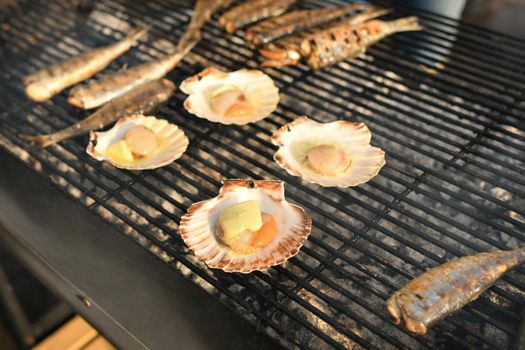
[106,140,134,163]
[219,200,263,241]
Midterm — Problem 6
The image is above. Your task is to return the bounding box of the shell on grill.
[87,114,189,170]
[179,180,312,273]
[180,67,279,125]
[271,117,385,187]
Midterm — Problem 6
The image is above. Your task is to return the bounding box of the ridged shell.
[87,114,189,170]
[179,180,312,273]
[180,67,279,125]
[272,117,385,187]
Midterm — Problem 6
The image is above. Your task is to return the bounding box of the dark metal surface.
[0,238,73,349]
[0,147,281,350]
[0,0,524,349]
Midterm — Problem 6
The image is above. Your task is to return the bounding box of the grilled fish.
[219,0,296,34]
[24,26,148,102]
[177,0,233,51]
[386,247,525,335]
[245,3,366,46]
[22,79,175,148]
[259,7,390,68]
[301,16,422,70]
[68,41,196,109]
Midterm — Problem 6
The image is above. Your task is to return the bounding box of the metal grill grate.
[1,0,525,349]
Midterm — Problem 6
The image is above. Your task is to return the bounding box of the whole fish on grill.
[244,3,367,46]
[24,26,148,102]
[22,79,175,148]
[301,16,422,70]
[68,40,196,109]
[259,6,390,68]
[219,0,296,34]
[386,247,525,335]
[178,0,234,50]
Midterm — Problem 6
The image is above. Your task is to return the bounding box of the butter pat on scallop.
[219,200,263,241]
[105,140,134,163]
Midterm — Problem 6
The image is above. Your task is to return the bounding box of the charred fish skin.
[302,16,422,70]
[22,79,175,148]
[386,247,525,335]
[218,0,296,34]
[24,26,148,102]
[259,7,390,68]
[68,40,196,110]
[245,3,366,46]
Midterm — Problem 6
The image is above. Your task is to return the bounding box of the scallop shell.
[180,67,279,125]
[179,180,312,273]
[87,114,189,170]
[272,117,385,187]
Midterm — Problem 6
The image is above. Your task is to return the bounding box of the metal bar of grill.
[1,0,524,349]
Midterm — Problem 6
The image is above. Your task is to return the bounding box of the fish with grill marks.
[259,6,390,68]
[24,26,148,102]
[245,3,367,46]
[301,16,422,70]
[22,79,175,148]
[219,0,296,34]
[68,40,196,109]
[386,247,525,335]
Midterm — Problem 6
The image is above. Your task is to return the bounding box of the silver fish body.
[386,247,525,335]
[68,41,195,109]
[24,26,148,102]
[22,79,175,148]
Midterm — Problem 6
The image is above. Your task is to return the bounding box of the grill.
[1,0,525,349]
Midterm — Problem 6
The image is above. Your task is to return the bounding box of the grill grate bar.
[168,117,518,344]
[186,44,525,197]
[148,127,480,349]
[190,120,525,303]
[99,0,525,300]
[169,112,520,340]
[205,33,525,135]
[333,61,525,149]
[138,170,370,349]
[7,0,524,298]
[151,155,432,349]
[8,0,524,163]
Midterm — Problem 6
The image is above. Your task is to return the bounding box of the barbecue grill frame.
[0,0,524,349]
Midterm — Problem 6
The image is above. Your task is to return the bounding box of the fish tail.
[348,7,391,26]
[162,38,197,72]
[125,25,150,44]
[363,7,392,21]
[388,16,423,33]
[21,134,55,148]
[490,247,525,270]
[340,3,367,12]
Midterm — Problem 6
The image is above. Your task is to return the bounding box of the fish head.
[387,293,428,335]
[25,81,54,102]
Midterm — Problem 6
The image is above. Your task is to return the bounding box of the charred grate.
[1,0,525,349]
